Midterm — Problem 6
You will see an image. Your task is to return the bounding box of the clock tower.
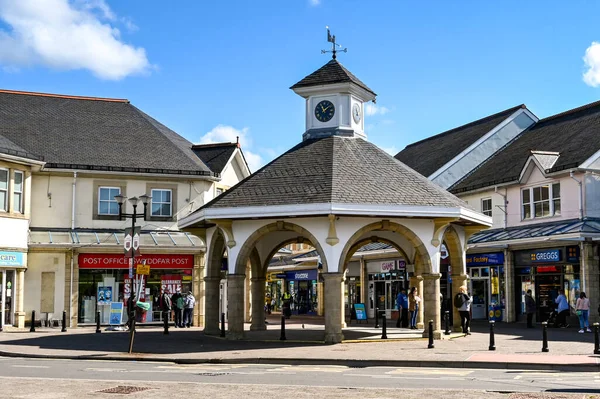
[290,44,376,141]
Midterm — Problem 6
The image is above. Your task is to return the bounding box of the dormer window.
[522,183,560,220]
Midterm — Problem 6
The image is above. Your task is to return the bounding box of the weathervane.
[321,26,347,60]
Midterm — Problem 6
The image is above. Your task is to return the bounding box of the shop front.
[285,269,318,315]
[78,253,194,325]
[0,251,25,329]
[513,246,580,323]
[366,259,406,319]
[466,252,505,320]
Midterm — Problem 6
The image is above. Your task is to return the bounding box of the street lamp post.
[115,194,150,354]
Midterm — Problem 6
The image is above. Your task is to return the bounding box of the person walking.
[554,289,570,328]
[183,291,196,328]
[525,289,536,328]
[395,289,408,328]
[408,287,420,330]
[455,286,473,335]
[159,288,172,326]
[576,292,591,333]
[171,288,185,328]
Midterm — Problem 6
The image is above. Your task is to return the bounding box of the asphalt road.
[0,357,598,398]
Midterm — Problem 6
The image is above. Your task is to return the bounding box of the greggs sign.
[79,254,194,269]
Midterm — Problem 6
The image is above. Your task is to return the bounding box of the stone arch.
[442,225,468,331]
[261,237,317,276]
[235,221,329,275]
[341,236,411,271]
[204,227,227,335]
[338,220,432,275]
[207,228,227,278]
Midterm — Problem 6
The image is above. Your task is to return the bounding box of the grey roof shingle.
[201,136,468,210]
[192,143,238,174]
[0,134,43,161]
[395,105,524,177]
[0,90,215,176]
[290,59,376,96]
[451,100,600,193]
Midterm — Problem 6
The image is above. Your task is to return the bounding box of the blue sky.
[1,1,600,171]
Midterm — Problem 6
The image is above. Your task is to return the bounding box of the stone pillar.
[451,273,468,331]
[504,249,515,323]
[227,274,246,339]
[421,273,442,338]
[250,277,266,330]
[245,263,252,322]
[359,257,367,306]
[193,253,205,328]
[322,273,344,343]
[203,276,221,335]
[408,275,424,328]
[581,242,599,324]
[341,273,347,328]
[15,269,25,328]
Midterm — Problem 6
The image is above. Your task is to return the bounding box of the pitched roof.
[200,135,468,209]
[0,134,43,161]
[451,100,600,193]
[290,59,376,96]
[192,142,239,174]
[395,105,524,177]
[0,90,215,176]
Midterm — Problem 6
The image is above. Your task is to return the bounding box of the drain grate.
[97,386,151,394]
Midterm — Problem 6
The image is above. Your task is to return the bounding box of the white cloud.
[381,146,398,156]
[365,103,390,116]
[583,41,600,87]
[199,125,265,173]
[309,0,321,5]
[0,0,151,80]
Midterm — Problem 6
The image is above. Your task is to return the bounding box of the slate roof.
[0,133,43,161]
[0,90,216,176]
[200,135,468,210]
[469,218,600,244]
[451,100,600,193]
[290,59,376,96]
[192,142,239,174]
[395,105,524,177]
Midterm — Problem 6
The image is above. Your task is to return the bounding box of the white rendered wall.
[585,172,600,218]
[25,251,66,317]
[0,217,28,249]
[457,189,504,229]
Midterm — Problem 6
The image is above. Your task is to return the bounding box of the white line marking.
[12,365,49,369]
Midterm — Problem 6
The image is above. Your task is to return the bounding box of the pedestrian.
[171,288,185,328]
[183,291,195,328]
[525,289,536,328]
[576,292,591,333]
[554,289,570,328]
[159,288,172,325]
[408,287,420,330]
[454,286,472,335]
[396,289,408,328]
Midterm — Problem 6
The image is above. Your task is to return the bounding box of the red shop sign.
[79,253,194,269]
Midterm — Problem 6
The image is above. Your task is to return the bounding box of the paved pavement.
[0,315,599,371]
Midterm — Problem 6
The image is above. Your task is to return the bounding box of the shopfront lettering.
[294,273,309,279]
[466,252,504,267]
[380,261,395,272]
[0,251,23,266]
[79,254,194,269]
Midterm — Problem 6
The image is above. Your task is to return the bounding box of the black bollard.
[444,311,450,335]
[381,313,388,339]
[95,311,101,333]
[427,320,435,348]
[163,312,169,335]
[280,315,286,341]
[542,321,549,352]
[220,313,226,338]
[61,311,67,332]
[375,308,379,328]
[488,320,496,351]
[594,323,600,355]
[30,310,36,332]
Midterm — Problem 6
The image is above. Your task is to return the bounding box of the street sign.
[137,264,150,275]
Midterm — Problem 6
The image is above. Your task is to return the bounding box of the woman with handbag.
[576,292,591,333]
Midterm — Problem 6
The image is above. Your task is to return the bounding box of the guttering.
[41,167,220,182]
[569,171,584,220]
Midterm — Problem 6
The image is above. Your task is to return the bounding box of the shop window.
[13,171,23,213]
[0,168,7,212]
[481,197,492,217]
[98,187,120,215]
[521,183,560,220]
[151,189,172,217]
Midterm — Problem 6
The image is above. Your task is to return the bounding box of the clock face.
[352,103,361,124]
[314,100,335,122]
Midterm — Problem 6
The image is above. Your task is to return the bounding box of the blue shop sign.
[530,249,561,263]
[0,251,24,266]
[285,269,318,281]
[466,252,504,266]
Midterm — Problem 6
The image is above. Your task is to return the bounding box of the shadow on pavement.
[469,320,596,343]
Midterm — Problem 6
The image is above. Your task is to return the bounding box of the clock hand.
[323,105,331,111]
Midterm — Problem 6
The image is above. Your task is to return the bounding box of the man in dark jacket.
[525,289,536,328]
[171,288,184,328]
[160,288,172,326]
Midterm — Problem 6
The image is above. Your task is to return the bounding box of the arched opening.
[204,228,228,335]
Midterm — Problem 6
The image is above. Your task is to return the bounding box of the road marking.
[157,365,245,371]
[387,368,473,376]
[84,368,129,373]
[11,365,49,369]
[266,365,347,373]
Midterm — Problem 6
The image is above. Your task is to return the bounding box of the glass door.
[471,279,488,320]
[1,270,15,327]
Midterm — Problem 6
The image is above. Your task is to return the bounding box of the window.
[522,183,560,220]
[13,171,23,213]
[151,189,172,217]
[0,169,7,212]
[98,187,121,215]
[481,198,492,217]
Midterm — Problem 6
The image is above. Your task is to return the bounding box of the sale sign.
[161,275,182,294]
